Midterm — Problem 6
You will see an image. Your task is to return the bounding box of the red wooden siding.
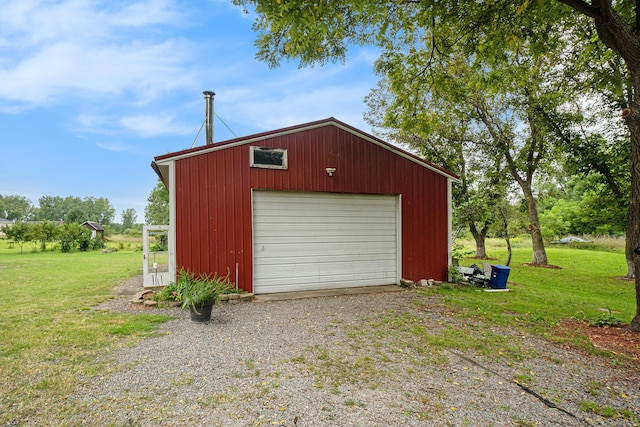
[173,123,450,293]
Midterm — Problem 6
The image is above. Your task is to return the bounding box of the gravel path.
[63,277,639,426]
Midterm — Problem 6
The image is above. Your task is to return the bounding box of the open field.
[0,236,638,425]
[0,238,171,424]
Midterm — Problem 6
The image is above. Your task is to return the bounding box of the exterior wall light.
[326,167,336,176]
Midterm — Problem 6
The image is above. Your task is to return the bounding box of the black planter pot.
[189,303,214,323]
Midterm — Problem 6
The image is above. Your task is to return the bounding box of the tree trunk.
[626,89,640,331]
[521,182,548,265]
[469,221,490,259]
[626,207,635,278]
[499,207,512,267]
[505,236,513,267]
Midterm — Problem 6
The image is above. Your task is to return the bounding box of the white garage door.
[253,191,400,294]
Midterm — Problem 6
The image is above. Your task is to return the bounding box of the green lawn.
[0,239,171,424]
[438,244,634,331]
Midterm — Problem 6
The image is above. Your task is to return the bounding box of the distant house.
[152,117,458,295]
[82,221,105,239]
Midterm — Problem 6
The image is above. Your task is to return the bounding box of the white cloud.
[108,0,184,28]
[119,113,194,138]
[0,0,195,108]
[74,108,196,140]
[0,0,183,45]
[0,40,189,100]
[218,59,377,134]
[234,84,373,131]
[96,141,132,152]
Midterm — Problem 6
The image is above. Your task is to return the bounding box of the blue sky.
[0,0,380,222]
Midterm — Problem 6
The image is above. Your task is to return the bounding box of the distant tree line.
[0,182,171,254]
[0,194,116,224]
[2,221,104,254]
[0,193,148,232]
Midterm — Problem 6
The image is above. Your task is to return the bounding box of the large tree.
[121,208,137,231]
[234,0,640,329]
[0,195,34,221]
[36,196,66,221]
[555,20,633,275]
[144,181,169,225]
[84,197,115,225]
[365,80,507,260]
[370,42,571,264]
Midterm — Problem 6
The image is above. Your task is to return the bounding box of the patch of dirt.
[112,275,144,295]
[522,263,562,269]
[559,319,640,362]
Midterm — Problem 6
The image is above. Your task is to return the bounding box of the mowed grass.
[438,242,634,332]
[0,239,172,425]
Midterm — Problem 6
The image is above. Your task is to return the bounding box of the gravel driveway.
[64,278,639,426]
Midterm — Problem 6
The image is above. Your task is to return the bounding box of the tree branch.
[556,0,600,18]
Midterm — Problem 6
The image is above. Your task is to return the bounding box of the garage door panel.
[253,191,400,294]
[258,204,395,213]
[269,195,393,208]
[257,216,397,225]
[255,234,397,246]
[256,222,396,237]
[257,270,398,291]
[256,254,395,266]
[255,260,397,279]
[255,242,397,257]
[255,251,395,266]
[255,232,396,242]
[255,271,398,292]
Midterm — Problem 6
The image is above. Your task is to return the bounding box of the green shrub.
[77,234,91,251]
[59,232,75,253]
[589,308,622,327]
[448,265,464,283]
[156,268,241,308]
[90,236,105,250]
[154,282,180,302]
[58,223,93,253]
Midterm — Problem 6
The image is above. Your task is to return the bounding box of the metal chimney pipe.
[203,90,215,145]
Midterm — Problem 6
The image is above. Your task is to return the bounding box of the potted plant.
[176,268,234,323]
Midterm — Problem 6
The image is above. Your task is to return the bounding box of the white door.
[143,225,171,287]
[253,191,400,294]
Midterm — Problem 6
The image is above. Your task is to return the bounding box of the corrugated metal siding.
[175,143,253,290]
[174,125,449,293]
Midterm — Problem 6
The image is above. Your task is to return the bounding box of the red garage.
[152,117,457,294]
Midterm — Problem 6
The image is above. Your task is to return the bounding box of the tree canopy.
[144,181,169,225]
[34,195,115,224]
[0,195,34,221]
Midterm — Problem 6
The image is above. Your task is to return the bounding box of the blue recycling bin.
[489,265,511,289]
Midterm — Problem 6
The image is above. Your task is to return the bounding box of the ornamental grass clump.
[157,268,236,311]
